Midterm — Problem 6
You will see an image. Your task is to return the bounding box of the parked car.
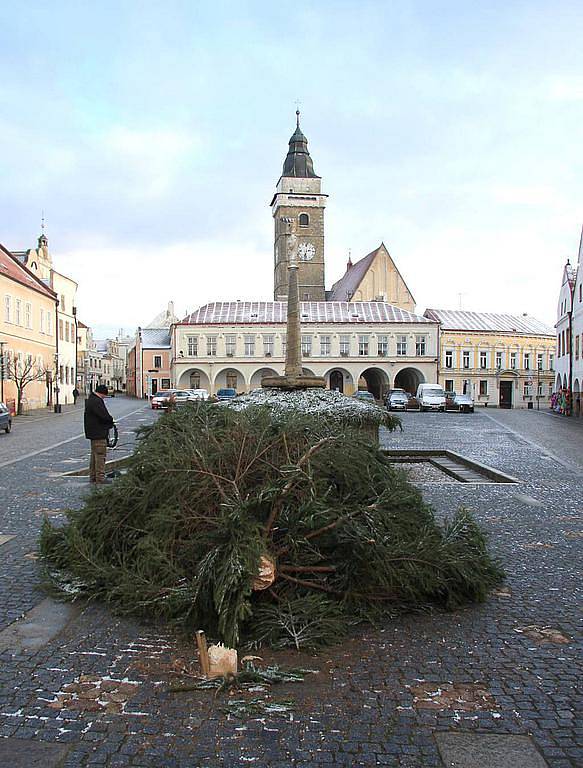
[171,390,197,407]
[416,384,447,412]
[386,391,409,411]
[0,402,12,434]
[445,391,458,411]
[186,388,209,401]
[216,388,237,401]
[353,390,376,402]
[405,393,421,411]
[444,391,475,413]
[151,390,176,409]
[454,393,475,413]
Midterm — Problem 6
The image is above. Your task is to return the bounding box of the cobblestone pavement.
[0,407,581,767]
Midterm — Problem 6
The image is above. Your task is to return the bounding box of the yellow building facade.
[1,243,58,412]
[425,310,555,409]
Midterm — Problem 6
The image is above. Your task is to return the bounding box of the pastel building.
[424,309,555,409]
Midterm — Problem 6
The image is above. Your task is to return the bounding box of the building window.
[207,336,217,356]
[60,294,66,311]
[358,335,369,356]
[479,380,488,396]
[47,313,52,335]
[225,335,236,356]
[154,355,162,368]
[161,378,170,389]
[4,295,11,323]
[190,372,200,389]
[301,335,312,357]
[377,336,388,357]
[524,383,532,397]
[537,381,544,397]
[549,353,554,370]
[65,322,70,343]
[415,335,426,356]
[496,351,503,370]
[299,213,309,226]
[510,352,517,369]
[575,337,580,361]
[479,351,487,369]
[281,335,286,358]
[537,352,544,369]
[320,335,331,356]
[396,335,407,356]
[445,379,454,392]
[463,379,471,395]
[15,299,21,325]
[187,336,198,356]
[25,302,32,329]
[303,293,311,301]
[59,319,64,341]
[244,335,255,356]
[40,308,45,333]
[339,335,350,357]
[263,335,274,357]
[226,371,238,389]
[445,349,453,368]
[65,367,69,385]
[59,365,64,384]
[462,350,470,369]
[523,353,530,370]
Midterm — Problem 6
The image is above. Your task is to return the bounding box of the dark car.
[386,391,409,411]
[353,390,376,403]
[0,402,12,434]
[216,388,237,401]
[445,391,458,411]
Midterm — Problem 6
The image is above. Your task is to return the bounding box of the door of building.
[330,370,344,393]
[151,378,158,395]
[499,380,513,409]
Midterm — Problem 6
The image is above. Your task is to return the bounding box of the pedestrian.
[72,387,79,405]
[84,384,114,484]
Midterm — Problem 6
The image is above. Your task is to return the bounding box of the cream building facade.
[13,233,78,405]
[172,301,438,399]
[1,242,58,412]
[425,310,555,409]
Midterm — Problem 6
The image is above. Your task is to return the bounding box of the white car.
[417,384,447,412]
[185,388,209,401]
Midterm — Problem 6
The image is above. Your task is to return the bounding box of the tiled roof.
[182,301,433,325]
[328,247,379,301]
[0,243,57,300]
[424,309,554,336]
[141,328,171,348]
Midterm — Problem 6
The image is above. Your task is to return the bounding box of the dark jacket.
[84,392,114,440]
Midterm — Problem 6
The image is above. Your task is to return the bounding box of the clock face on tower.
[298,242,316,261]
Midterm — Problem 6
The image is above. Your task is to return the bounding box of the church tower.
[272,112,327,301]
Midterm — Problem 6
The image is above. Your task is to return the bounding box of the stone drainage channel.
[383,449,519,484]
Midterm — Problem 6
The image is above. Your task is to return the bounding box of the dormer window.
[299,213,309,227]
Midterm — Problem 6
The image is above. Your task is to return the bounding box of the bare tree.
[5,354,51,415]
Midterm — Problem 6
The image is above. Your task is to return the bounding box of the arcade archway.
[394,367,425,395]
[359,367,390,401]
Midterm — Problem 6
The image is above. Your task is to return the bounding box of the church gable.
[329,243,415,312]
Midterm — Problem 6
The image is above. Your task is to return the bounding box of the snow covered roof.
[141,328,171,348]
[424,309,554,336]
[182,301,433,325]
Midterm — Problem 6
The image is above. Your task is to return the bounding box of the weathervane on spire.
[295,99,301,127]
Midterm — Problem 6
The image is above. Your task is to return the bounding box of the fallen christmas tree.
[40,403,504,649]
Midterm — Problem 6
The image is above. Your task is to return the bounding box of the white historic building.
[172,301,438,399]
[555,228,583,415]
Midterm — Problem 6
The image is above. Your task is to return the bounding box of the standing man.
[84,384,114,484]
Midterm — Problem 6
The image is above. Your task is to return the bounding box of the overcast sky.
[2,1,582,336]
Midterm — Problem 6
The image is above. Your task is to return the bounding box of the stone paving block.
[435,732,549,767]
[0,737,72,767]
